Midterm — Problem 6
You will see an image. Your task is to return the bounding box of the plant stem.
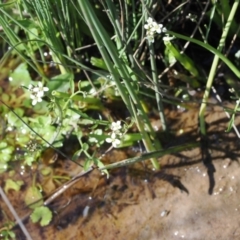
[199,0,239,135]
[148,42,168,132]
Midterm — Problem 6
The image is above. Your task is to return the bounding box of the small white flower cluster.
[105,120,122,148]
[29,82,49,105]
[144,17,167,43]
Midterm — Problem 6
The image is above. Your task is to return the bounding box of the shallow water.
[2,102,240,240]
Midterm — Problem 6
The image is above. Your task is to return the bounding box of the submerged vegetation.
[0,0,240,238]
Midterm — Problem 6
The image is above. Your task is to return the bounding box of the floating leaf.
[30,206,52,226]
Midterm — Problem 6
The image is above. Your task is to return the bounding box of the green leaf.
[94,159,109,177]
[40,166,52,176]
[9,63,32,87]
[47,73,72,92]
[164,40,199,77]
[226,114,235,132]
[30,206,52,226]
[24,155,37,166]
[84,158,93,171]
[0,229,15,239]
[88,129,105,145]
[91,57,108,70]
[24,186,43,209]
[72,149,83,161]
[82,143,89,151]
[0,162,8,173]
[17,19,38,29]
[0,142,8,148]
[2,93,10,102]
[4,179,24,193]
[6,108,26,128]
[118,133,142,147]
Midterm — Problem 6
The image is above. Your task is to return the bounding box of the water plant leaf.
[24,186,43,209]
[0,142,14,163]
[30,206,52,226]
[6,108,24,128]
[9,63,32,87]
[0,228,15,239]
[24,154,37,166]
[4,179,24,193]
[0,163,8,173]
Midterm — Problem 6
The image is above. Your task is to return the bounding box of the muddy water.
[2,102,240,240]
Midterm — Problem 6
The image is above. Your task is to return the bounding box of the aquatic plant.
[0,0,239,237]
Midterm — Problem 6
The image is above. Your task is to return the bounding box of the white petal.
[36,91,44,97]
[112,139,121,148]
[37,97,42,102]
[147,17,153,24]
[37,82,43,87]
[106,138,112,143]
[32,87,40,92]
[144,24,150,29]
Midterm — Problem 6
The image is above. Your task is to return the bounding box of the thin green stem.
[148,42,168,132]
[199,0,239,136]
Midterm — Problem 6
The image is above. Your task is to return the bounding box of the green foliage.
[163,38,199,78]
[9,63,32,88]
[0,0,240,230]
[24,186,43,209]
[4,179,24,193]
[0,142,14,173]
[0,222,16,240]
[30,206,52,226]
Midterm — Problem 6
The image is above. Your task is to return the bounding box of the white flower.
[110,121,122,132]
[144,17,167,43]
[144,17,154,29]
[152,23,166,34]
[32,82,49,97]
[28,84,34,91]
[30,93,43,105]
[28,82,49,105]
[106,132,121,148]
